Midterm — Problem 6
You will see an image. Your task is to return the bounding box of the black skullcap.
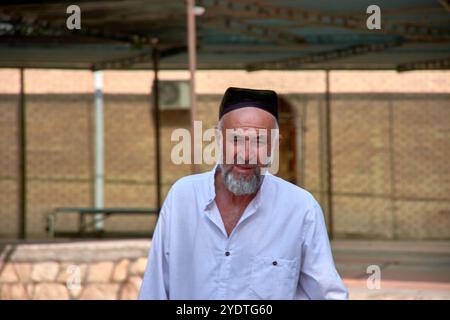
[219,87,278,122]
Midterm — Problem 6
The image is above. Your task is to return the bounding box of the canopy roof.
[0,0,449,71]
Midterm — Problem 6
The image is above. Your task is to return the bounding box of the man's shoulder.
[170,169,211,194]
[265,174,317,207]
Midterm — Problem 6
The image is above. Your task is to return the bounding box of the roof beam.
[397,56,450,71]
[246,40,402,71]
[201,44,312,53]
[439,0,450,12]
[3,17,153,47]
[199,0,450,42]
[91,44,186,70]
[200,15,305,45]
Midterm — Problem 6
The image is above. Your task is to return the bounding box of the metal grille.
[298,93,450,239]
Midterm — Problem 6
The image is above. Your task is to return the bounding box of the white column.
[94,71,104,230]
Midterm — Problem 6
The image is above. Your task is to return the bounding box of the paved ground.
[332,240,450,300]
[2,239,449,300]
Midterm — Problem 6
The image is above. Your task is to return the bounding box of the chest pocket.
[249,256,300,299]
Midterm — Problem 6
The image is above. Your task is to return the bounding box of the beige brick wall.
[0,69,449,239]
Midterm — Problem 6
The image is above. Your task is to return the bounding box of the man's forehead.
[224,127,269,134]
[223,124,274,134]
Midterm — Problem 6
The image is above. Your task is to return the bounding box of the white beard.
[219,164,264,196]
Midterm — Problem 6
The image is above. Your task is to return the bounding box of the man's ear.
[214,126,223,149]
[214,126,225,164]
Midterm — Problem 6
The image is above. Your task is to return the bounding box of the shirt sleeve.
[295,200,349,300]
[138,193,171,300]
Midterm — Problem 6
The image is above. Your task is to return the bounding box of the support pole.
[17,68,26,239]
[94,71,104,230]
[151,39,162,211]
[187,0,198,173]
[325,70,334,240]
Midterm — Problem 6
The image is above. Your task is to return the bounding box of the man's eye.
[229,136,239,144]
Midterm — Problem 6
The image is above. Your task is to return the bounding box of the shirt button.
[272,261,278,266]
[225,251,230,256]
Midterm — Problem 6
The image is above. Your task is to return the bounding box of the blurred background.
[0,0,449,299]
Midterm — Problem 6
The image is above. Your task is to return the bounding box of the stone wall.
[0,240,150,299]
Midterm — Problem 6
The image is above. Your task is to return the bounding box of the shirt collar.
[203,164,218,211]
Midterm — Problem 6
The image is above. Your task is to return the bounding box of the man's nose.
[237,139,257,164]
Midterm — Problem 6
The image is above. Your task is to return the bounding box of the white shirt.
[139,165,348,300]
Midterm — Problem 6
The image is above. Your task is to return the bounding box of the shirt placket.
[214,201,259,299]
[217,239,233,299]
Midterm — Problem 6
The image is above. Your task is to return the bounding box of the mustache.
[220,164,264,196]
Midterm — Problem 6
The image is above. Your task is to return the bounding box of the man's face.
[218,107,278,195]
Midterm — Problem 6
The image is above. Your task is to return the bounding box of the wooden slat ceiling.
[0,0,449,70]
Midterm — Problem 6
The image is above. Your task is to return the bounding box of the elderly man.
[139,87,348,300]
